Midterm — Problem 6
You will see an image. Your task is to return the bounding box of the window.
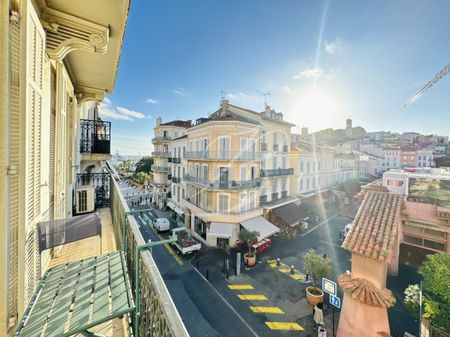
[202,166,208,180]
[282,157,287,169]
[273,132,278,146]
[240,137,248,156]
[218,194,230,212]
[273,157,278,169]
[251,166,256,180]
[307,162,310,173]
[249,191,256,210]
[312,177,316,188]
[306,178,310,190]
[218,137,230,159]
[272,180,277,193]
[300,161,304,172]
[240,167,247,181]
[299,179,303,191]
[240,192,247,212]
[387,179,404,187]
[262,130,266,143]
[281,178,287,191]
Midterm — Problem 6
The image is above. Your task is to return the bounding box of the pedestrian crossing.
[228,283,304,332]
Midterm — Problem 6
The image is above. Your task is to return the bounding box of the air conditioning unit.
[76,186,95,214]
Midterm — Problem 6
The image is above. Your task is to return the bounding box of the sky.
[103,0,450,156]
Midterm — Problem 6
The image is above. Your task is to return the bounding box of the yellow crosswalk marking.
[290,274,303,280]
[278,268,290,273]
[238,294,268,301]
[269,263,277,268]
[267,259,277,263]
[250,306,284,314]
[265,322,304,330]
[228,284,254,290]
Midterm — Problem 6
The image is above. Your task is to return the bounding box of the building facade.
[0,0,129,334]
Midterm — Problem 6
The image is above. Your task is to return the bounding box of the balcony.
[76,172,111,209]
[184,175,261,190]
[261,143,268,152]
[260,195,268,204]
[152,150,172,157]
[260,168,294,177]
[172,176,181,183]
[152,136,171,143]
[271,192,279,201]
[273,144,279,151]
[151,166,171,173]
[281,190,288,198]
[172,157,181,164]
[80,119,111,160]
[185,151,260,161]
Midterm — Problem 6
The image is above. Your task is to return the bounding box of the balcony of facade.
[151,135,172,143]
[260,191,299,209]
[79,119,111,162]
[181,197,262,223]
[151,150,172,158]
[273,144,279,151]
[172,157,182,164]
[172,176,181,183]
[260,168,294,177]
[184,174,261,190]
[151,165,171,173]
[185,151,260,161]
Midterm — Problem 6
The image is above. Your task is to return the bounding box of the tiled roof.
[342,190,402,261]
[362,185,390,193]
[172,134,188,141]
[338,273,396,308]
[159,120,192,128]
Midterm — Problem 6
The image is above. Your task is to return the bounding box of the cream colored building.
[0,0,129,334]
[151,118,191,208]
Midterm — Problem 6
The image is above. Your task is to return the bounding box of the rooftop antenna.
[220,90,226,100]
[257,90,270,107]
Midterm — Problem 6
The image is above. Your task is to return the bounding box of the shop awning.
[167,201,176,210]
[13,251,134,337]
[209,222,234,238]
[240,216,280,241]
[174,207,184,216]
[273,202,309,227]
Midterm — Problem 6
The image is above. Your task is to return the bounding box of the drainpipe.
[134,238,176,337]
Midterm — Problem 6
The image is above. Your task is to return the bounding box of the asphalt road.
[130,205,258,337]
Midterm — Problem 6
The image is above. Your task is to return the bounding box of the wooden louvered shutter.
[49,68,56,220]
[25,2,45,302]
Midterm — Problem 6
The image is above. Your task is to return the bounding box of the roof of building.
[362,184,390,193]
[159,120,192,128]
[342,190,403,262]
[338,273,396,308]
[196,109,261,127]
[272,202,309,227]
[222,102,296,126]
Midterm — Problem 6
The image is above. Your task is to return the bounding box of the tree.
[404,253,450,331]
[302,249,331,288]
[238,228,259,257]
[136,172,148,185]
[434,156,450,168]
[135,157,153,174]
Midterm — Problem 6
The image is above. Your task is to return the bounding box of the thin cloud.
[294,67,324,79]
[173,87,189,96]
[145,98,158,104]
[325,38,348,55]
[98,99,146,121]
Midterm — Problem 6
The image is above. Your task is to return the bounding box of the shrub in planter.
[302,249,331,305]
[239,228,259,266]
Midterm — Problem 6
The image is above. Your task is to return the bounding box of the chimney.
[220,99,229,116]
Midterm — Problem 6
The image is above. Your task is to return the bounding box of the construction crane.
[404,62,450,107]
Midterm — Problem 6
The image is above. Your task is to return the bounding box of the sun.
[285,87,345,131]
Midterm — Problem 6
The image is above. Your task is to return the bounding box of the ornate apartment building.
[154,100,297,248]
[0,0,129,334]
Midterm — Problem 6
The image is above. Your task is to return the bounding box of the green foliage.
[135,157,153,174]
[419,253,450,302]
[238,228,259,255]
[434,156,450,168]
[135,172,148,185]
[302,249,331,287]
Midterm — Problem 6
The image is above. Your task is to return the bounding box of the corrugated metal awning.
[13,251,134,337]
[240,216,280,241]
[209,222,234,238]
[167,201,176,210]
[174,207,184,216]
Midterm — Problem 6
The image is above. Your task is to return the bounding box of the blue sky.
[102,0,450,155]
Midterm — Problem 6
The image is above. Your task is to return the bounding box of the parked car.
[169,227,201,255]
[152,217,170,232]
[343,223,352,239]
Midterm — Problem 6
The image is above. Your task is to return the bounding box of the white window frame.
[217,193,230,213]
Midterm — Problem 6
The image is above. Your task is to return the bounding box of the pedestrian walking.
[313,302,325,331]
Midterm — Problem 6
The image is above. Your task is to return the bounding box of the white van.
[152,218,170,232]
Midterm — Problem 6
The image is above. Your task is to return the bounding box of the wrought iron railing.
[281,190,288,198]
[151,166,171,173]
[171,177,181,183]
[183,197,259,215]
[172,157,181,164]
[110,178,189,337]
[79,119,111,154]
[271,192,279,201]
[184,175,261,189]
[76,173,111,208]
[260,168,294,177]
[152,136,171,143]
[151,151,172,157]
[185,151,260,160]
[260,195,268,204]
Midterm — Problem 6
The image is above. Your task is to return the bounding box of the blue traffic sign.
[329,294,341,309]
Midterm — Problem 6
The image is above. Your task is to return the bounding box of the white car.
[343,223,352,238]
[152,218,170,232]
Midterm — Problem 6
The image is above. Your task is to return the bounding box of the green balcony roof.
[14,251,134,337]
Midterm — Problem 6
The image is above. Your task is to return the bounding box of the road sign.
[322,278,337,296]
[329,294,341,309]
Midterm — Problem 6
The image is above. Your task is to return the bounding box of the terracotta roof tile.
[159,120,192,128]
[342,190,402,262]
[362,185,390,193]
[338,273,396,308]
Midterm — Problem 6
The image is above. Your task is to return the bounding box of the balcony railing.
[151,166,171,173]
[172,177,181,183]
[76,173,111,209]
[110,178,189,337]
[152,136,171,143]
[185,151,260,160]
[271,192,279,201]
[281,190,288,198]
[260,168,294,177]
[184,175,261,189]
[151,151,172,157]
[183,197,259,215]
[260,195,268,204]
[80,119,111,154]
[172,157,181,164]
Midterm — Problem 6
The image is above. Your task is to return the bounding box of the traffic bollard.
[276,258,281,266]
[290,265,295,274]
